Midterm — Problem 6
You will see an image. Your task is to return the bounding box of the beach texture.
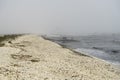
[0,34,120,80]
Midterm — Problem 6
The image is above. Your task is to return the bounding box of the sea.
[44,34,120,65]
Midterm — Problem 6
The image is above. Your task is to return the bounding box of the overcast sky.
[0,0,120,35]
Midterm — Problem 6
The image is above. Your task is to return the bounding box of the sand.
[0,34,120,80]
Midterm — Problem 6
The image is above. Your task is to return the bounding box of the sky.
[0,0,120,35]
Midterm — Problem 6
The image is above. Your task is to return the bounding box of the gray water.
[45,34,120,65]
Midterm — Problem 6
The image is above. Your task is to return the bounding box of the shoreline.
[41,36,120,69]
[42,35,120,69]
[74,48,120,70]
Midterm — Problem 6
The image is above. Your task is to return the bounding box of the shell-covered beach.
[0,34,120,80]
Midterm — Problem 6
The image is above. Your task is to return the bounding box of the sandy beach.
[0,34,120,80]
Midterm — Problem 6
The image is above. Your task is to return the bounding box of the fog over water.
[0,0,120,35]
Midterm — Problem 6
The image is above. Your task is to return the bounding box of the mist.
[0,0,120,35]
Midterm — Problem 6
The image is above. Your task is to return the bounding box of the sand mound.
[0,34,120,80]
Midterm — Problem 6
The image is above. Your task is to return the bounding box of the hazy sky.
[0,0,120,35]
